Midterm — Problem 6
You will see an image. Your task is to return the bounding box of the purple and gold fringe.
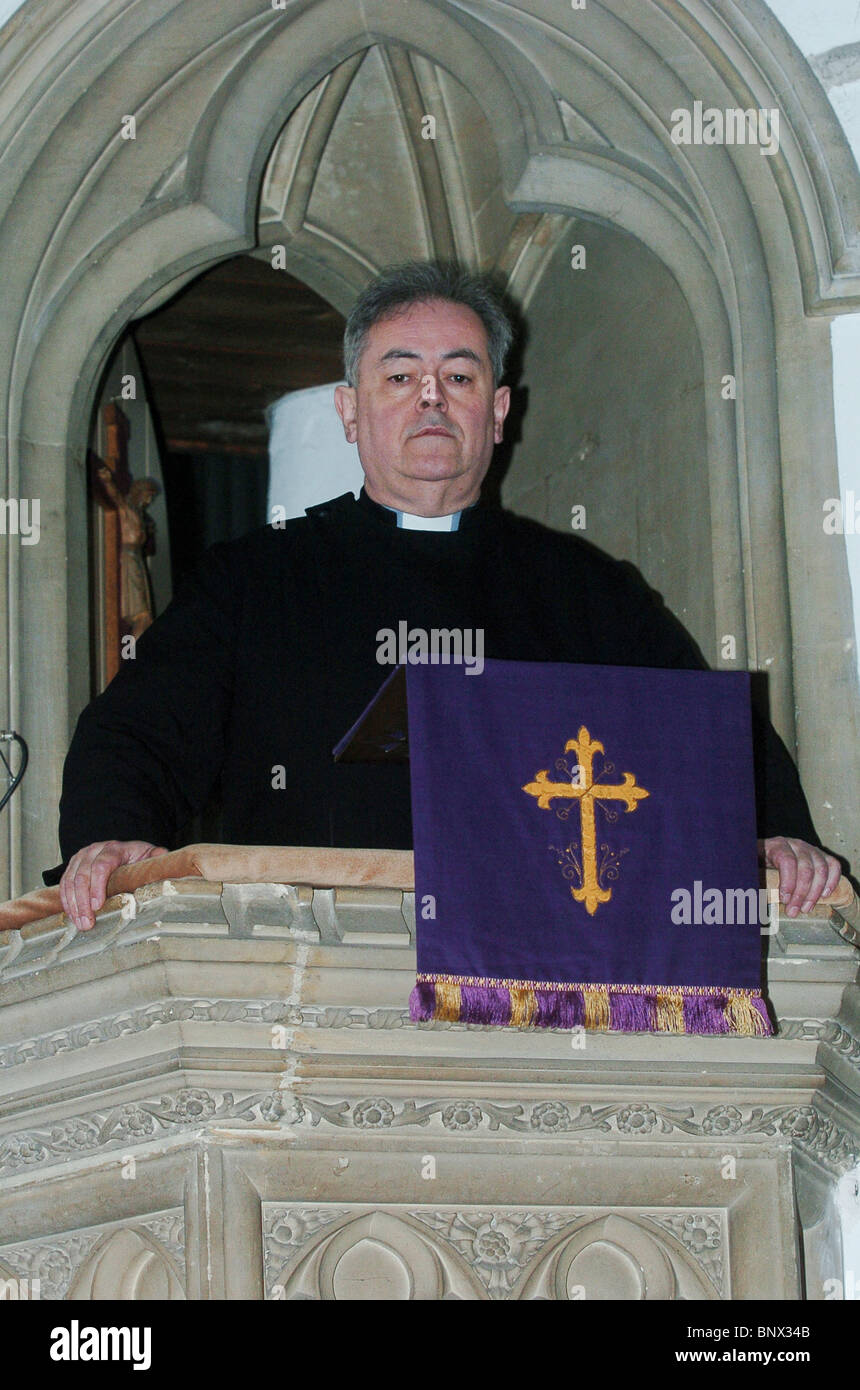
[409,975,773,1037]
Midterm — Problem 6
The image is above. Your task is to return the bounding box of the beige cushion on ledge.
[1,849,857,940]
[0,844,416,933]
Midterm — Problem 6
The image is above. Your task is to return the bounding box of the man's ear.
[334,384,358,443]
[492,384,511,444]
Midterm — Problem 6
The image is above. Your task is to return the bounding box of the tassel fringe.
[432,978,462,1022]
[409,976,773,1037]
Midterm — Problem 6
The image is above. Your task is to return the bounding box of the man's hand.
[759,837,842,918]
[60,841,169,931]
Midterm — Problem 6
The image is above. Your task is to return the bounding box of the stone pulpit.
[0,846,858,1301]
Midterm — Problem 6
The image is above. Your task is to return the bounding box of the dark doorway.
[133,254,346,590]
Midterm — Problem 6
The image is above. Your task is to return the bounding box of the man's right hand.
[60,841,169,931]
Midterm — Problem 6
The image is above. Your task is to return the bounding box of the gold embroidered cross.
[522,727,649,915]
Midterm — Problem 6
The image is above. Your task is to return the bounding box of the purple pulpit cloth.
[406,659,772,1036]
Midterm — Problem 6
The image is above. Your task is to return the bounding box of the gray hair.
[342,260,514,388]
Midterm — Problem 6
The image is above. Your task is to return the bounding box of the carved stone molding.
[0,1089,284,1177]
[300,1005,411,1030]
[2,1001,859,1086]
[777,1018,834,1042]
[0,999,433,1072]
[819,1020,860,1070]
[0,884,415,984]
[0,998,304,1071]
[2,1087,857,1179]
[285,1095,859,1171]
[0,1209,185,1300]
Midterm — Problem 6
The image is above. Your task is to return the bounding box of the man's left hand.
[759,837,842,918]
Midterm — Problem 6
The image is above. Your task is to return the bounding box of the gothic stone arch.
[1,0,858,894]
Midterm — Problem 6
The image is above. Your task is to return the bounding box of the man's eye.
[449,374,471,384]
[388,374,411,384]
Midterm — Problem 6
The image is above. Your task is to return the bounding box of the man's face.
[334,298,510,512]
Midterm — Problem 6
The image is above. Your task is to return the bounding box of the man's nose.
[418,373,446,408]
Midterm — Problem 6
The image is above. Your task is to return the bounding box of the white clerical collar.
[395,508,461,531]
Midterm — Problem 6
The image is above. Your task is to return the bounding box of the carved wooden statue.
[96,465,159,640]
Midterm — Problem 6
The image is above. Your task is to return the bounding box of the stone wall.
[504,222,712,662]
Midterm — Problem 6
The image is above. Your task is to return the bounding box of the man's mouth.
[413,426,453,437]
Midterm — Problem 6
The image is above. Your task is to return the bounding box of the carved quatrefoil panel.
[263,1203,725,1300]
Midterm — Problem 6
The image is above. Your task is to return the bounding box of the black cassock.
[43,488,819,883]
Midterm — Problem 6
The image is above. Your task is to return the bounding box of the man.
[51,261,841,930]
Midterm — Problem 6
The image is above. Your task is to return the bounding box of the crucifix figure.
[96,465,159,640]
[522,726,649,915]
